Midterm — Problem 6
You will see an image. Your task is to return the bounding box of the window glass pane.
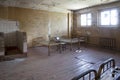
[87,13,91,25]
[101,11,110,25]
[100,9,118,27]
[87,20,91,26]
[81,14,86,26]
[87,13,91,19]
[81,13,92,26]
[111,9,118,25]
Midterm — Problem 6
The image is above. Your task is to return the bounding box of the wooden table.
[60,38,85,51]
[41,41,60,56]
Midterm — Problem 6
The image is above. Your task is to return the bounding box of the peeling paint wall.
[73,2,120,50]
[0,6,69,47]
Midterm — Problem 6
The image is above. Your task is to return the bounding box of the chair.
[78,36,88,48]
[53,36,67,53]
[71,69,97,80]
[97,58,116,80]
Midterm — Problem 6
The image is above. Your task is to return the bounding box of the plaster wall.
[0,6,69,47]
[73,1,120,50]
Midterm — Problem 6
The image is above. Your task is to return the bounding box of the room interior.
[0,0,120,80]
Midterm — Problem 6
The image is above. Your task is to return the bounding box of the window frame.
[99,8,119,27]
[80,13,92,27]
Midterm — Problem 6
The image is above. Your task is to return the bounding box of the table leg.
[48,45,50,56]
[70,42,72,51]
[75,40,82,53]
[57,44,61,53]
[78,40,80,49]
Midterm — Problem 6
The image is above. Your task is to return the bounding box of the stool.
[57,42,66,53]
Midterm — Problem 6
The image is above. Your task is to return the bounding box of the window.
[81,13,92,26]
[100,9,118,26]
